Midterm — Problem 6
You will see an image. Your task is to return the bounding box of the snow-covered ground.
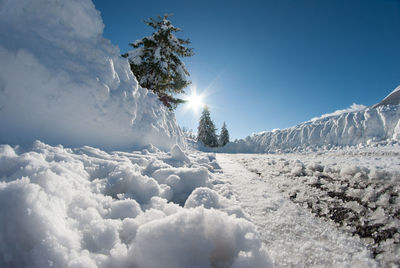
[2,141,399,267]
[217,144,400,267]
[0,141,271,267]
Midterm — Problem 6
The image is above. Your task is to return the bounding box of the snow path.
[216,154,377,267]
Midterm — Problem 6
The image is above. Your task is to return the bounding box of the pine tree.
[197,106,218,147]
[122,15,193,110]
[219,122,230,146]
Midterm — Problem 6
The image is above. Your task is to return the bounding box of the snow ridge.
[223,105,400,153]
[373,85,400,108]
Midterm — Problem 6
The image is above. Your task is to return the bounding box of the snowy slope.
[0,0,184,151]
[222,93,400,153]
[373,85,400,108]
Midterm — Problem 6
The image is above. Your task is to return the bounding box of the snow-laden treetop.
[0,0,184,150]
[123,15,193,110]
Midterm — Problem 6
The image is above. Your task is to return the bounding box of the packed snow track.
[216,145,400,267]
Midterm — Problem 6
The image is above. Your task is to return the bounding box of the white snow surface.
[0,0,184,151]
[222,104,400,153]
[0,141,272,268]
[216,145,400,267]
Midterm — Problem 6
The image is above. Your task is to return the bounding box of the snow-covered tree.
[122,15,193,110]
[197,106,218,147]
[219,122,229,146]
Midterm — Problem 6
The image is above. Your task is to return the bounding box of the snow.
[0,0,184,151]
[217,144,400,267]
[215,154,377,267]
[222,103,400,153]
[1,0,399,267]
[373,85,400,108]
[0,141,271,267]
[310,103,367,121]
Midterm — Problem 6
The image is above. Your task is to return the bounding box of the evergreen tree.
[122,15,193,110]
[197,106,218,147]
[219,122,230,146]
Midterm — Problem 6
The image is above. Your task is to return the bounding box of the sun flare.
[185,90,205,112]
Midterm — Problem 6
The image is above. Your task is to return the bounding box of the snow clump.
[0,141,272,267]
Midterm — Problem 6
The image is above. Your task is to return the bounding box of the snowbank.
[222,104,400,153]
[0,141,272,267]
[0,0,184,151]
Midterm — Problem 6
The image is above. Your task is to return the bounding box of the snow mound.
[0,141,271,267]
[0,0,184,151]
[170,144,190,163]
[373,85,400,108]
[223,101,400,154]
[185,187,222,209]
[131,208,271,268]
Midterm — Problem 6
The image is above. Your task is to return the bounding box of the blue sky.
[93,0,400,139]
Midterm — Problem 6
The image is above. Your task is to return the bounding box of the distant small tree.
[197,106,218,147]
[219,122,229,146]
[122,14,193,110]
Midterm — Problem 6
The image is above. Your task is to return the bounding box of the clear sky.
[93,0,400,139]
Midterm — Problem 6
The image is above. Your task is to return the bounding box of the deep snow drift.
[0,141,271,267]
[0,0,184,151]
[223,100,400,153]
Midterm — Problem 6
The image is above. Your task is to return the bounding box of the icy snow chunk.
[105,164,160,205]
[152,167,209,204]
[141,144,161,154]
[107,199,142,219]
[130,208,272,268]
[0,178,80,267]
[170,144,190,163]
[120,218,139,245]
[185,187,221,209]
[82,219,121,254]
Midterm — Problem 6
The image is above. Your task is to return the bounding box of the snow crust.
[223,104,400,153]
[0,141,271,267]
[0,0,184,151]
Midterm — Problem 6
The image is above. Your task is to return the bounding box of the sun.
[185,89,205,112]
